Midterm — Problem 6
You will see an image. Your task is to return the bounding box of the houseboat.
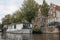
[3,22,32,33]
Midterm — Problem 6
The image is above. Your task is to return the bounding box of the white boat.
[4,23,32,33]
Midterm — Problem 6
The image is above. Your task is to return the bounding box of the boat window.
[23,23,30,29]
[23,24,26,29]
[14,24,16,29]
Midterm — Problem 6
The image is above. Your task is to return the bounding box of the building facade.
[33,3,60,27]
[48,4,60,23]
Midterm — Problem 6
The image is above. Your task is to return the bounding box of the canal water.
[0,33,60,40]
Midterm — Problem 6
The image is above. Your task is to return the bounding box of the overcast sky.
[0,0,60,23]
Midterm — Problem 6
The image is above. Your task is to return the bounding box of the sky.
[0,0,60,23]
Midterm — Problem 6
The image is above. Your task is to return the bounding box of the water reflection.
[0,33,60,40]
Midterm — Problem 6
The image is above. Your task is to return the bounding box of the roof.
[5,22,32,26]
[55,5,60,11]
[50,3,60,11]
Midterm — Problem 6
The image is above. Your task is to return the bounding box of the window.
[23,23,29,29]
[14,24,16,29]
[23,24,26,29]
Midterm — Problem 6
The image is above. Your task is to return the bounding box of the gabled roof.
[56,5,60,11]
[50,3,60,11]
